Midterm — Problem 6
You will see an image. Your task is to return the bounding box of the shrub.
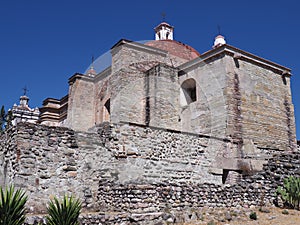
[249,211,257,220]
[0,185,28,225]
[46,195,82,225]
[277,176,300,209]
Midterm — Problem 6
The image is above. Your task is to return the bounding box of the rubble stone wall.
[98,151,300,213]
[25,143,300,224]
[0,123,299,224]
[0,122,230,213]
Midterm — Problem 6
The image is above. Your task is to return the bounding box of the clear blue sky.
[0,0,299,139]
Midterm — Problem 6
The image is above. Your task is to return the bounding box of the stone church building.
[39,21,296,152]
[1,22,298,220]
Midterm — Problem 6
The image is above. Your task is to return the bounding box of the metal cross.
[23,86,28,96]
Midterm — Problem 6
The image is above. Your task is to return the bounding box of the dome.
[145,40,200,61]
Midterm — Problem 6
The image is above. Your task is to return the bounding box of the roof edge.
[68,73,94,85]
[42,95,68,106]
[110,39,133,50]
[179,44,292,76]
[110,39,168,57]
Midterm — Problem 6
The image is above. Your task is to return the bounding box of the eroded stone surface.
[1,122,299,218]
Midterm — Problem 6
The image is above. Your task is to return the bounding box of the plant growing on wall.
[5,110,13,130]
[46,195,82,225]
[0,106,5,133]
[0,185,28,225]
[0,105,13,133]
[277,176,300,209]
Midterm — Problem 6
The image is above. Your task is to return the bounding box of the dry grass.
[183,207,300,225]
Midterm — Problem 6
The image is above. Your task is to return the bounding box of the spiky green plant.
[46,195,81,225]
[277,176,300,209]
[0,185,28,225]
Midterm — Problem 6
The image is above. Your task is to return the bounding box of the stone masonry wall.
[0,128,17,186]
[1,123,299,224]
[24,144,300,224]
[109,67,147,125]
[0,122,231,213]
[110,43,180,127]
[98,122,227,185]
[147,65,180,129]
[109,41,190,129]
[94,75,111,124]
[179,54,228,137]
[67,77,96,131]
[111,42,187,75]
[226,55,296,151]
[109,64,180,128]
[96,148,300,215]
[0,124,84,212]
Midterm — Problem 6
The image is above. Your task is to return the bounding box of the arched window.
[180,78,197,106]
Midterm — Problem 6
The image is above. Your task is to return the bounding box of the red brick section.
[146,40,200,61]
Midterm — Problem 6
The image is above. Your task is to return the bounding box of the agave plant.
[0,185,28,225]
[46,195,82,225]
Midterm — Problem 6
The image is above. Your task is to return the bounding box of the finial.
[213,34,226,48]
[22,86,28,96]
[213,26,226,48]
[20,87,29,106]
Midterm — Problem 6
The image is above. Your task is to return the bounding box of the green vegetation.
[249,211,257,220]
[0,106,5,133]
[0,105,13,133]
[46,195,82,225]
[0,185,28,225]
[277,176,300,209]
[0,184,82,225]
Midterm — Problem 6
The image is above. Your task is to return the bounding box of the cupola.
[154,22,174,40]
[213,34,226,48]
[19,95,29,107]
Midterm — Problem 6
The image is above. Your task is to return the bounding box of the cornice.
[179,44,292,76]
[110,39,168,57]
[68,73,94,85]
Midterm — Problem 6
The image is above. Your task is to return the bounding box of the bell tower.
[154,22,174,40]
